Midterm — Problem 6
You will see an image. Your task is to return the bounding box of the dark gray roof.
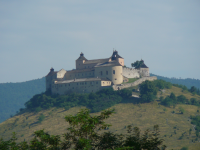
[95,61,122,67]
[140,64,148,68]
[139,60,148,68]
[46,71,58,77]
[76,56,88,61]
[110,50,123,60]
[84,58,109,64]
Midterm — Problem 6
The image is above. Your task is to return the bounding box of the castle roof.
[95,61,122,67]
[45,68,58,77]
[140,63,148,68]
[84,58,110,64]
[76,52,88,61]
[139,60,148,68]
[110,50,123,60]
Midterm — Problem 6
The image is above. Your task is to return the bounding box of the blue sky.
[0,0,200,83]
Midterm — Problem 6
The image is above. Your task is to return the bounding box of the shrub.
[35,107,42,113]
[180,147,188,150]
[38,114,45,123]
[179,107,185,114]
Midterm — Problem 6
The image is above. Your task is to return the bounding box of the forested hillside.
[0,77,45,123]
[150,73,200,89]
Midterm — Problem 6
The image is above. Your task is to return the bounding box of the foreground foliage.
[0,109,166,150]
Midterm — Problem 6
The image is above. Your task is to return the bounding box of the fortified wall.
[122,67,140,78]
[112,76,157,90]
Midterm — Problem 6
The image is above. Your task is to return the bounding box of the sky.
[0,0,200,83]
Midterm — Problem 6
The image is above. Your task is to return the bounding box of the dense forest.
[150,73,200,89]
[0,78,45,123]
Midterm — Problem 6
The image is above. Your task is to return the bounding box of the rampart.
[112,76,157,90]
[122,67,140,78]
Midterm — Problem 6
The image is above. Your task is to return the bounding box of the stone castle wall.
[122,67,140,78]
[112,76,157,90]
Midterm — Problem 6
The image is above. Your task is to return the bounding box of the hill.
[0,77,45,123]
[0,85,200,150]
[1,74,199,124]
[150,73,200,89]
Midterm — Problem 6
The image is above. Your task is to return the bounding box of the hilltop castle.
[46,51,149,95]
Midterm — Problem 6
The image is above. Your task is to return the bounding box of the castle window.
[77,83,78,85]
[69,84,70,86]
[103,82,104,84]
[113,70,115,74]
[85,82,87,85]
[96,82,98,84]
[106,71,108,75]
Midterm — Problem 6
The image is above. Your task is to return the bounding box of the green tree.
[140,80,157,103]
[190,86,197,93]
[131,60,144,69]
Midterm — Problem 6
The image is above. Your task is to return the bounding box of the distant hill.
[0,78,45,123]
[150,73,200,89]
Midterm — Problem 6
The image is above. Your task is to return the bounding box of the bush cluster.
[190,115,200,138]
[139,79,172,103]
[173,84,200,96]
[24,88,132,113]
[160,93,200,107]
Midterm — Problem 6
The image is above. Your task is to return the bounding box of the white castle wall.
[122,67,140,78]
[112,76,157,90]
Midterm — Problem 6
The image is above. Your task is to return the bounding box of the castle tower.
[110,50,124,66]
[76,52,88,69]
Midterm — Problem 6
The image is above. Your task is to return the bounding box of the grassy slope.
[0,86,200,150]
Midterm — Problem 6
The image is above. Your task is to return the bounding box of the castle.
[46,51,150,95]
